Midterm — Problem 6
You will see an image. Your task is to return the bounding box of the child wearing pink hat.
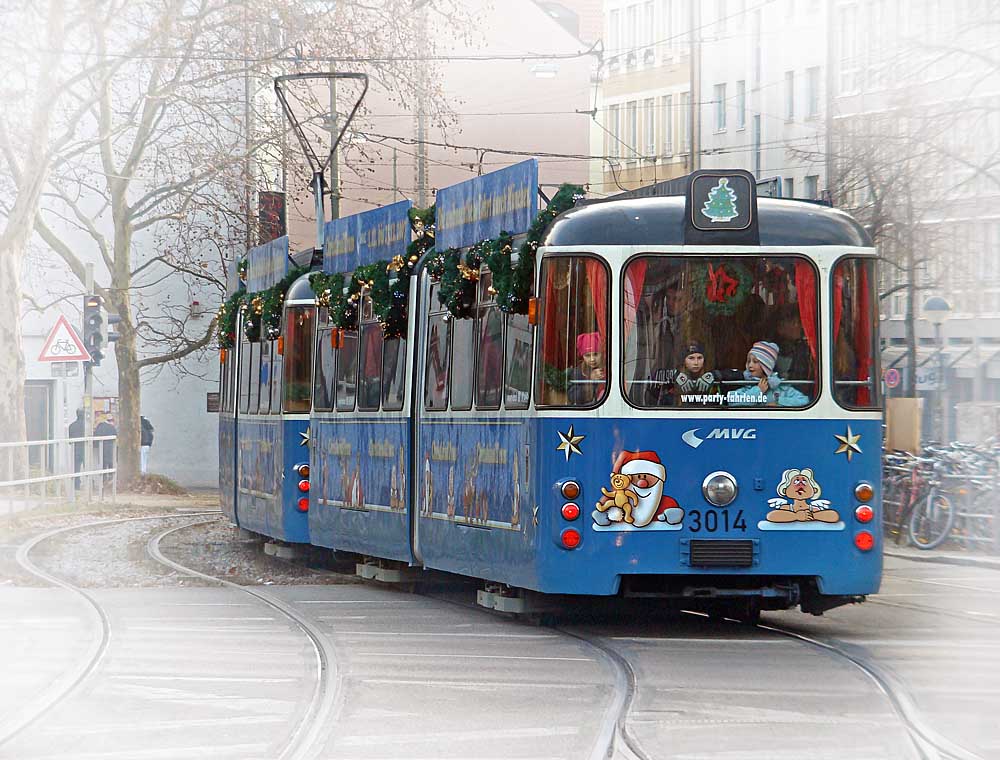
[568,331,606,405]
[726,340,808,407]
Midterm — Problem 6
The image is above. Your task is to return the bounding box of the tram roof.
[543,196,873,248]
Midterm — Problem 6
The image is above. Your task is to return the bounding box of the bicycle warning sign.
[38,315,91,362]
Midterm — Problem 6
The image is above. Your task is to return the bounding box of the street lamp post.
[923,296,952,442]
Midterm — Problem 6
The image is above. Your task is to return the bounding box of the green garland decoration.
[240,264,309,342]
[217,290,246,349]
[431,182,583,319]
[691,260,752,317]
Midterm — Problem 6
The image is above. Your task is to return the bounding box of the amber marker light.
[295,463,310,478]
[527,297,538,325]
[219,348,227,363]
[854,482,874,502]
[854,531,874,551]
[277,336,284,355]
[561,481,581,500]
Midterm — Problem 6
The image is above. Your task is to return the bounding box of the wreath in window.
[691,261,753,317]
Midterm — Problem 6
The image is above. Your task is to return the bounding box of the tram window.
[283,306,315,413]
[505,313,532,409]
[476,304,504,410]
[314,325,335,413]
[248,342,261,414]
[832,257,880,409]
[238,341,251,414]
[257,343,270,414]
[425,313,451,410]
[336,324,359,411]
[536,256,610,407]
[622,255,819,409]
[358,322,384,411]
[451,316,476,410]
[270,349,283,414]
[382,338,406,412]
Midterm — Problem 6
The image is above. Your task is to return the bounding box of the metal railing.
[0,436,117,518]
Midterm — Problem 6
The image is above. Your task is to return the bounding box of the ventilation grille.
[688,539,755,568]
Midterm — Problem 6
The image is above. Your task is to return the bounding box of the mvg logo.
[682,427,758,449]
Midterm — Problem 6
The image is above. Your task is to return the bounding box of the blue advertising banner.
[246,236,289,291]
[323,200,412,273]
[436,159,538,250]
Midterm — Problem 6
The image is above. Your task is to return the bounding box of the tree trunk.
[0,246,26,449]
[115,325,141,485]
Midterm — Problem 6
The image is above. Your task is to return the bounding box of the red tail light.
[854,531,874,551]
[854,505,874,523]
[298,479,310,493]
[297,497,309,512]
[560,528,581,549]
[561,502,580,521]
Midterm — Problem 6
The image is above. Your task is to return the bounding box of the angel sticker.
[767,468,840,523]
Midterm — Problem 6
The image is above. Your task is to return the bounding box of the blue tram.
[219,166,882,616]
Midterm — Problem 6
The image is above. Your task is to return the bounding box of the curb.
[884,549,1000,571]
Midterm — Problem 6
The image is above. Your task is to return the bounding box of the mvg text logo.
[682,427,757,449]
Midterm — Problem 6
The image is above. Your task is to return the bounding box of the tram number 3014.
[687,509,747,533]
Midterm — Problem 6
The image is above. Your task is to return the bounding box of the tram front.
[532,170,881,616]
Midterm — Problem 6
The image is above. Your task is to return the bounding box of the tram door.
[409,272,435,565]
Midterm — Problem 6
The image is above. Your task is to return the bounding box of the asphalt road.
[0,551,996,760]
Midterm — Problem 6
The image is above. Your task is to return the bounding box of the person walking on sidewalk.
[140,416,154,475]
[68,409,85,489]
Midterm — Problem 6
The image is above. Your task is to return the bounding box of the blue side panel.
[219,414,237,524]
[415,417,540,588]
[527,416,882,596]
[309,416,411,562]
[235,416,310,543]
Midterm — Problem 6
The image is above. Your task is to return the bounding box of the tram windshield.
[623,255,819,409]
[282,305,315,413]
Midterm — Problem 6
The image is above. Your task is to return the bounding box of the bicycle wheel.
[908,490,957,550]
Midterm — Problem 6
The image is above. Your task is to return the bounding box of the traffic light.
[83,294,105,366]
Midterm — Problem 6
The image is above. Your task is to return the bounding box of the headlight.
[702,471,738,507]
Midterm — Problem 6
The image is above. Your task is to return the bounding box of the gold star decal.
[834,426,862,462]
[556,425,585,461]
[299,428,310,447]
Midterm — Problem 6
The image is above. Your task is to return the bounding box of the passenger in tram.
[770,304,814,391]
[726,341,809,407]
[650,341,719,406]
[567,331,606,405]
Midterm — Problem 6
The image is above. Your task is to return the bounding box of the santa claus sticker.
[592,450,686,531]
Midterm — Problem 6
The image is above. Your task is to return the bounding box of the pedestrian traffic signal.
[83,294,105,366]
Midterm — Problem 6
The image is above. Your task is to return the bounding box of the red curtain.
[794,262,818,364]
[542,266,564,366]
[855,263,873,405]
[586,260,608,347]
[622,259,647,343]
[832,270,844,345]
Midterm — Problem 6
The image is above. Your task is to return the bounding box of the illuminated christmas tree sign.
[701,178,739,222]
[688,171,755,233]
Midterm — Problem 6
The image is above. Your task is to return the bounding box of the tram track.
[0,512,220,750]
[146,520,343,760]
[751,616,986,760]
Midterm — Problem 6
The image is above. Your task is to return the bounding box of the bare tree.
[12,0,464,482]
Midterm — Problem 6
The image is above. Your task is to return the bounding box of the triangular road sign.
[38,315,91,362]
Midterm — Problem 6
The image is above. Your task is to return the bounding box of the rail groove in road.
[147,520,343,760]
[0,512,220,750]
[754,618,986,760]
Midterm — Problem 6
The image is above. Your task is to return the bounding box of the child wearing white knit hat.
[727,340,808,407]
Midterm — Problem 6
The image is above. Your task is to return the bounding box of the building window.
[680,92,690,152]
[626,4,638,58]
[644,98,656,155]
[736,80,746,129]
[839,4,859,94]
[806,66,821,117]
[662,94,673,155]
[626,100,638,159]
[784,177,795,198]
[608,104,620,159]
[805,174,819,199]
[660,0,673,53]
[716,0,727,33]
[643,2,655,57]
[714,83,726,131]
[609,9,621,54]
[784,70,795,120]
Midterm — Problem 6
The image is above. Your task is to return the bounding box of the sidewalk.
[884,546,1000,570]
